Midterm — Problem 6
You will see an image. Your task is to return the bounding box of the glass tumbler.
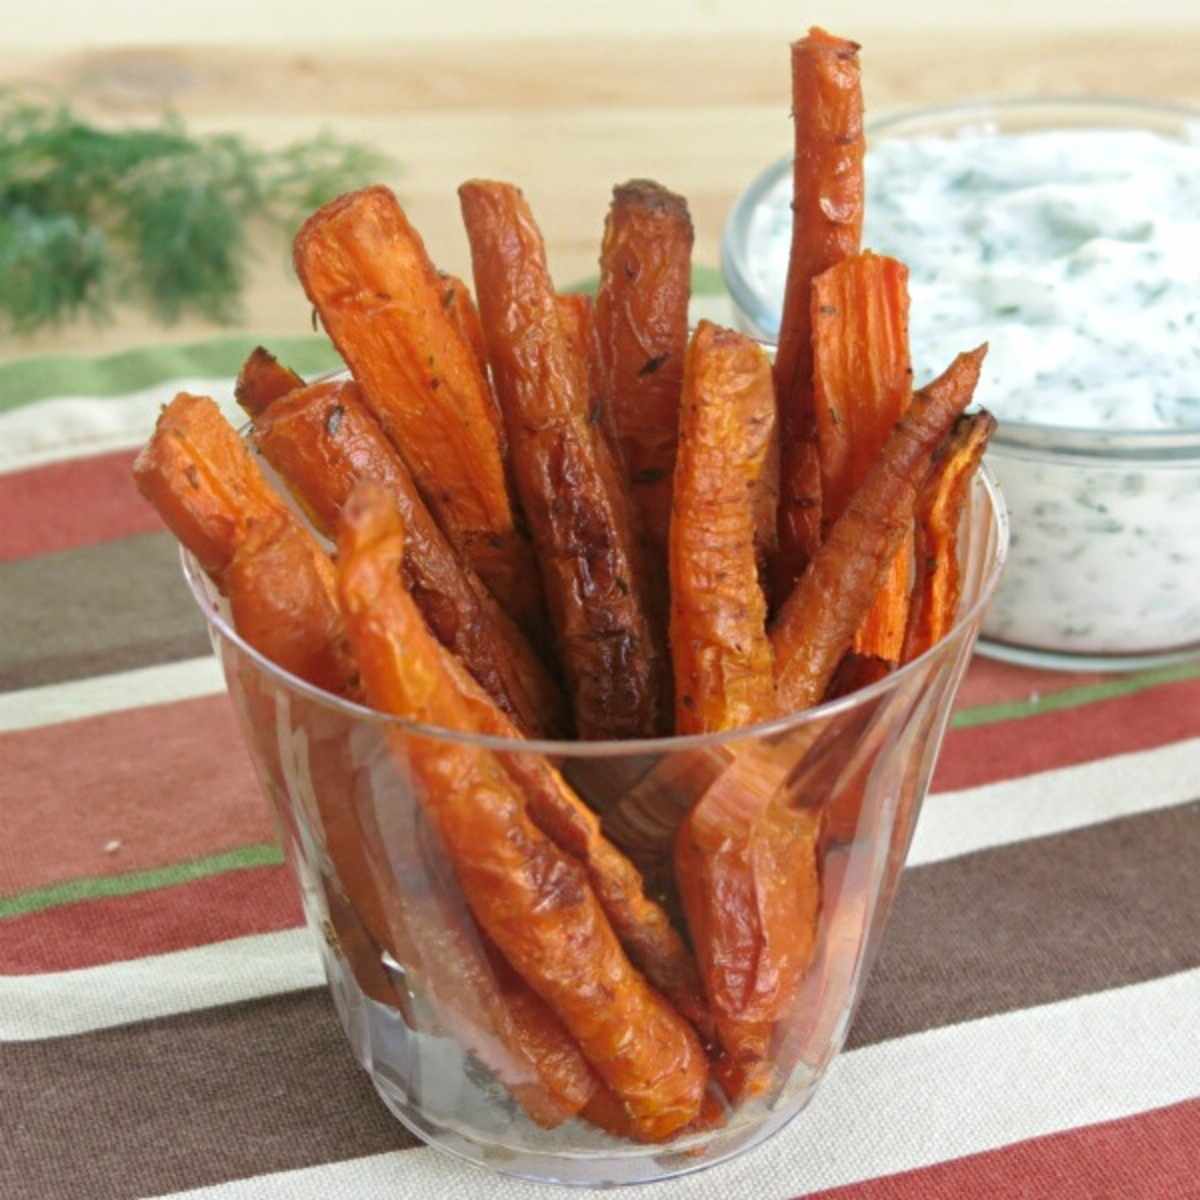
[182,468,1007,1188]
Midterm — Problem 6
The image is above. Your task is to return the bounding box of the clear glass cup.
[182,461,1006,1188]
[722,98,1200,672]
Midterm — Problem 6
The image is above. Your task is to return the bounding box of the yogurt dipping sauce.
[731,113,1200,663]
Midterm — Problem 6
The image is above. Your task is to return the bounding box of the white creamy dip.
[745,128,1200,428]
[737,124,1200,661]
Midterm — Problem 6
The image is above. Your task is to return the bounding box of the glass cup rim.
[181,458,1009,758]
[720,94,1200,449]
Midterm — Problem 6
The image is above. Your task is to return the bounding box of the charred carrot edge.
[252,377,569,737]
[593,178,694,561]
[132,392,292,584]
[234,346,305,418]
[771,27,865,606]
[336,483,707,1141]
[670,321,778,734]
[810,252,914,663]
[460,179,669,740]
[293,185,545,638]
[771,346,988,713]
[823,652,891,701]
[901,411,997,663]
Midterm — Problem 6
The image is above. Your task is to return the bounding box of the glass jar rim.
[721,94,1200,449]
[182,465,1008,758]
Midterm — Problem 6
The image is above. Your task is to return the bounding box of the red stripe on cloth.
[810,1097,1200,1200]
[0,863,302,974]
[2,694,274,897]
[0,448,159,562]
[954,653,1124,711]
[934,674,1200,793]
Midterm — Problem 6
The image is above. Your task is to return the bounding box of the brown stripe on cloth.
[812,1097,1200,1200]
[848,800,1200,1048]
[0,863,301,973]
[933,674,1200,793]
[2,694,273,897]
[0,531,210,691]
[0,990,419,1200]
[3,804,1197,1198]
[0,448,157,563]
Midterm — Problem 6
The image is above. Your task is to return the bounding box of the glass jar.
[182,463,1007,1186]
[722,98,1200,670]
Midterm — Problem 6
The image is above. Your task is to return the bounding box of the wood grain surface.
[2,31,1197,361]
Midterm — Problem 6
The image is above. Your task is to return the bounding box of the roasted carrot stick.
[438,270,510,461]
[460,179,668,740]
[293,186,544,637]
[483,943,599,1121]
[772,346,987,713]
[670,322,777,734]
[438,271,491,378]
[337,484,707,1140]
[675,749,821,1100]
[252,377,568,737]
[428,643,712,1039]
[225,513,358,698]
[234,346,305,418]
[556,292,605,429]
[593,179,694,565]
[772,27,865,605]
[812,252,914,664]
[352,737,595,1130]
[902,411,997,662]
[132,392,290,583]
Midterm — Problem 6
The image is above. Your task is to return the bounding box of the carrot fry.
[293,186,544,637]
[772,27,865,604]
[772,345,987,713]
[460,179,668,740]
[438,270,491,379]
[556,292,608,434]
[132,392,290,584]
[484,943,599,1120]
[594,179,694,564]
[670,321,777,734]
[252,377,568,737]
[676,749,821,1101]
[811,252,914,663]
[439,270,510,462]
[431,648,712,1040]
[902,411,997,662]
[337,483,707,1140]
[225,513,358,698]
[353,733,594,1129]
[234,346,305,418]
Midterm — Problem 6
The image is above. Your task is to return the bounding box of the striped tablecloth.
[3,335,1199,1200]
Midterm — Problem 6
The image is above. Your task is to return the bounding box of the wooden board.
[2,32,1197,361]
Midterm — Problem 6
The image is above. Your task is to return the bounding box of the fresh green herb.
[0,92,391,334]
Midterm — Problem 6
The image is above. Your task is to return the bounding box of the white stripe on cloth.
[0,929,323,1042]
[907,736,1200,866]
[142,966,1200,1200]
[0,656,224,733]
[0,377,242,473]
[0,738,1194,1044]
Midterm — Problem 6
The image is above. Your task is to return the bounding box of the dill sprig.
[0,93,391,335]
